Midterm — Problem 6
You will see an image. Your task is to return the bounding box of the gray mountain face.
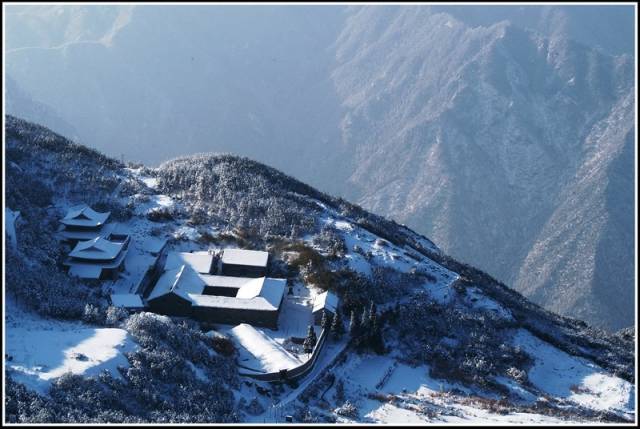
[330,7,635,331]
[4,5,635,331]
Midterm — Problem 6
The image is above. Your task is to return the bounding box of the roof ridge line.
[171,264,187,292]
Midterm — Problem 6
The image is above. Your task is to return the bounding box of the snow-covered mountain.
[4,5,635,331]
[330,6,636,332]
[4,116,635,423]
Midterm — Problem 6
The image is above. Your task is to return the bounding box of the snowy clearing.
[140,176,158,189]
[5,302,137,395]
[513,329,635,418]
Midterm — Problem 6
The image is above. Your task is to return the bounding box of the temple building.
[146,249,285,328]
[63,236,129,280]
[58,204,111,244]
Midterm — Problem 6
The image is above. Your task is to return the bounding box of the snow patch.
[334,220,353,232]
[173,225,201,241]
[141,176,158,189]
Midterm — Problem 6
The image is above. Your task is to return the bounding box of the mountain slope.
[515,92,635,325]
[4,116,635,423]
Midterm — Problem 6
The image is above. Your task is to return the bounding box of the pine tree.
[331,310,344,339]
[369,302,377,324]
[369,309,377,334]
[349,310,360,336]
[303,325,317,354]
[320,310,332,331]
[370,316,385,354]
[360,306,369,330]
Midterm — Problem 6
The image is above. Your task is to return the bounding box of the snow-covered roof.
[69,264,103,279]
[147,264,205,302]
[190,294,279,311]
[226,324,302,373]
[235,277,266,299]
[69,237,125,261]
[165,251,214,274]
[58,223,113,241]
[313,291,339,314]
[110,294,145,308]
[142,236,168,255]
[108,223,131,236]
[260,278,287,307]
[199,275,253,289]
[221,248,268,268]
[237,277,286,306]
[60,205,110,227]
[190,277,286,311]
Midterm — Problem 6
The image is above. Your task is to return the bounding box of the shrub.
[335,401,358,418]
[93,200,133,221]
[146,207,174,222]
[393,293,533,392]
[105,306,129,327]
[5,246,103,320]
[82,303,106,325]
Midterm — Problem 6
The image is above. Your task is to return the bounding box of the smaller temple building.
[63,236,129,280]
[312,290,339,324]
[58,204,111,244]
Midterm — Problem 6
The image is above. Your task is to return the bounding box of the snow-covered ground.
[125,167,157,190]
[318,215,458,305]
[275,283,316,337]
[140,176,158,190]
[363,401,575,424]
[131,194,175,216]
[330,353,586,424]
[513,329,635,419]
[5,300,137,395]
